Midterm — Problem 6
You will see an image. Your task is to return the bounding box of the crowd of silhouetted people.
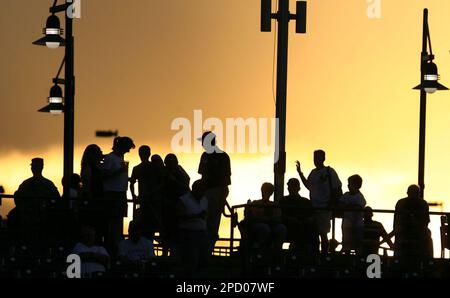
[0,133,438,277]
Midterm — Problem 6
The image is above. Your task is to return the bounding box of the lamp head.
[33,14,66,49]
[414,61,449,93]
[38,84,64,115]
[48,84,63,103]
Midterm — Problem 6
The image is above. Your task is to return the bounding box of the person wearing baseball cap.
[14,157,60,244]
[197,131,231,255]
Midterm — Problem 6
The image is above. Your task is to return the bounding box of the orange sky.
[1,0,450,256]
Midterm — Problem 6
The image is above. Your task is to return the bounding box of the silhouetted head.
[364,206,373,221]
[313,150,326,168]
[151,154,164,169]
[287,178,301,195]
[261,182,275,201]
[407,185,420,199]
[112,136,135,154]
[128,220,142,243]
[81,144,103,168]
[80,225,96,247]
[348,174,363,194]
[31,158,44,177]
[191,179,205,199]
[199,131,216,151]
[62,173,82,191]
[138,145,151,162]
[164,153,179,170]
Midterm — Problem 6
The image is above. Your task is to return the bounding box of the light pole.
[261,0,307,201]
[34,0,76,200]
[413,9,448,199]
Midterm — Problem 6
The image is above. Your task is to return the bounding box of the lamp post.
[261,0,307,201]
[413,9,448,199]
[34,0,76,200]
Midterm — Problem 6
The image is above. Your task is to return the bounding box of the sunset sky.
[1,0,450,256]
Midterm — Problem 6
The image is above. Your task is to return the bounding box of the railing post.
[230,207,235,256]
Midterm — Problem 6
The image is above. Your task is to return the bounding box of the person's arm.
[198,153,206,176]
[296,161,311,190]
[393,202,400,233]
[129,168,137,200]
[224,153,232,186]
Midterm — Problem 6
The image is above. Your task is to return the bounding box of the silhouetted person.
[296,150,342,253]
[246,183,287,254]
[197,131,231,254]
[80,144,105,243]
[72,225,110,277]
[130,146,160,240]
[61,173,82,201]
[118,220,154,265]
[362,207,394,256]
[176,179,209,278]
[280,178,319,255]
[80,144,104,200]
[161,153,190,256]
[100,136,135,254]
[14,158,60,245]
[45,173,81,247]
[339,175,366,254]
[149,154,166,234]
[394,185,433,258]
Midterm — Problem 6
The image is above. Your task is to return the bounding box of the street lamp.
[32,14,66,49]
[34,0,76,200]
[38,84,64,115]
[413,9,448,199]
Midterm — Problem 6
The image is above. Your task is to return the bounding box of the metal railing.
[2,193,450,258]
[225,202,450,258]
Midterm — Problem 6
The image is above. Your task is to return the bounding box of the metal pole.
[418,9,428,199]
[63,1,75,200]
[274,0,289,201]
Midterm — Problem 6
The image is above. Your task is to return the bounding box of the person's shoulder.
[93,245,109,256]
[17,177,33,188]
[341,191,351,199]
[72,242,86,253]
[356,191,366,201]
[395,198,407,209]
[42,176,56,185]
[328,166,338,173]
[250,199,264,205]
[373,220,384,227]
[299,196,311,203]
